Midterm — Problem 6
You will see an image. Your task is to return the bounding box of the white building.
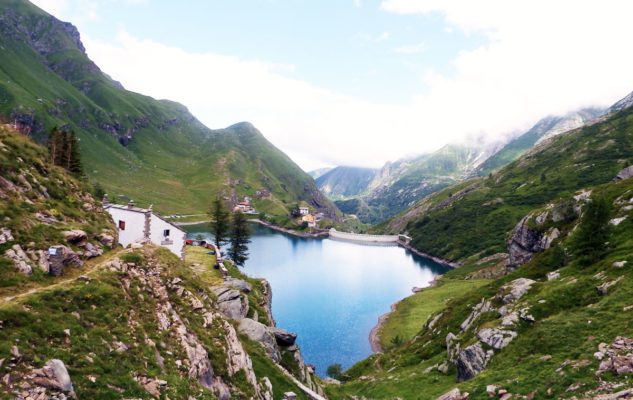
[104,200,186,259]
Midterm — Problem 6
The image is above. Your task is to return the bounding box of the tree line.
[209,197,251,267]
[47,127,83,175]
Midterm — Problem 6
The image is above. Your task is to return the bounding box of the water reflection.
[184,223,447,375]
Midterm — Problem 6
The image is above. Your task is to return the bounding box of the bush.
[571,196,612,267]
[326,363,344,380]
[121,252,144,264]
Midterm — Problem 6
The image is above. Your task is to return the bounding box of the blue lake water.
[184,223,448,375]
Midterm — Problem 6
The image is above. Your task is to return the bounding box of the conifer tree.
[209,196,230,248]
[228,211,251,267]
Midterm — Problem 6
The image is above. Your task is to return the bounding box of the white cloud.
[395,41,427,54]
[30,1,633,170]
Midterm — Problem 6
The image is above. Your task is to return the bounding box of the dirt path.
[0,249,125,305]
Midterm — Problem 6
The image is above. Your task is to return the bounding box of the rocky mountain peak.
[609,90,633,113]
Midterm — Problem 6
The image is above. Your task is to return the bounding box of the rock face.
[498,278,536,304]
[270,327,297,346]
[456,343,490,381]
[507,216,545,270]
[614,165,633,181]
[477,328,518,350]
[4,244,33,274]
[212,286,249,320]
[237,318,280,362]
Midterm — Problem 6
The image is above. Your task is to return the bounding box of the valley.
[1,1,633,400]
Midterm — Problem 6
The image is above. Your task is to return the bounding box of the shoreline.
[397,240,461,269]
[369,302,399,353]
[248,219,329,239]
[172,219,210,226]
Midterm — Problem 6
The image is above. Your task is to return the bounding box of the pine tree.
[209,196,230,248]
[571,195,612,266]
[228,211,251,267]
[67,131,83,175]
[48,127,64,165]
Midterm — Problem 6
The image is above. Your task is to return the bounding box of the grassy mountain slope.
[382,105,633,262]
[0,0,338,218]
[0,126,322,399]
[477,108,604,175]
[331,134,633,400]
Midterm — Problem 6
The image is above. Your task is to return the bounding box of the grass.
[0,1,339,218]
[378,279,491,350]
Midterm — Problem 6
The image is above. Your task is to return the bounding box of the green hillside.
[0,0,338,219]
[382,105,633,262]
[330,103,633,400]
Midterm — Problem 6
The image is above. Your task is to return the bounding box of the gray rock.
[498,278,536,304]
[613,261,628,268]
[283,392,297,400]
[225,277,252,293]
[4,244,33,274]
[270,327,297,346]
[614,165,633,181]
[46,359,74,393]
[48,245,83,276]
[97,232,115,248]
[610,216,627,226]
[597,277,623,295]
[507,216,544,270]
[62,230,87,244]
[436,388,468,400]
[237,318,280,362]
[456,343,489,381]
[477,328,518,350]
[212,286,249,320]
[460,299,493,332]
[547,270,560,281]
[0,227,13,244]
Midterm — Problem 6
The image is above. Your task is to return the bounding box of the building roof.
[104,203,184,234]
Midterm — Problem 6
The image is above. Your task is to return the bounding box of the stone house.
[104,200,186,259]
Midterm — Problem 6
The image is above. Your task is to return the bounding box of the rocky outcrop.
[238,318,281,362]
[614,165,633,181]
[456,343,490,382]
[0,227,14,244]
[477,328,518,350]
[596,337,633,376]
[507,216,545,270]
[16,359,76,399]
[4,244,33,274]
[498,278,536,304]
[436,388,469,400]
[48,245,83,276]
[212,286,249,320]
[460,299,493,332]
[271,327,297,346]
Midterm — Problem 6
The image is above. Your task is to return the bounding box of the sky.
[30,0,633,170]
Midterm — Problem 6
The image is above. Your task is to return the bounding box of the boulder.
[62,230,87,244]
[610,216,627,226]
[436,388,469,400]
[283,392,297,400]
[237,318,280,362]
[547,270,561,281]
[212,286,249,320]
[477,328,518,350]
[97,232,115,248]
[498,278,536,304]
[614,165,633,181]
[460,298,493,332]
[32,359,74,394]
[82,242,103,258]
[0,227,13,244]
[456,343,489,381]
[4,244,33,274]
[270,327,297,346]
[597,277,623,296]
[48,245,83,276]
[613,261,628,268]
[225,277,252,293]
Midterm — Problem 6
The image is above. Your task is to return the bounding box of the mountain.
[315,166,378,198]
[307,167,333,179]
[477,108,605,175]
[380,93,633,262]
[329,93,633,400]
[0,0,338,219]
[0,125,325,399]
[318,142,501,224]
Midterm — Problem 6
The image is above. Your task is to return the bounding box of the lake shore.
[369,302,398,353]
[397,241,461,269]
[248,219,329,239]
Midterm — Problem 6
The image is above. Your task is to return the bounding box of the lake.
[184,223,448,375]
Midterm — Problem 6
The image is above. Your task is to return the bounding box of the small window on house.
[163,229,170,237]
[118,220,126,230]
